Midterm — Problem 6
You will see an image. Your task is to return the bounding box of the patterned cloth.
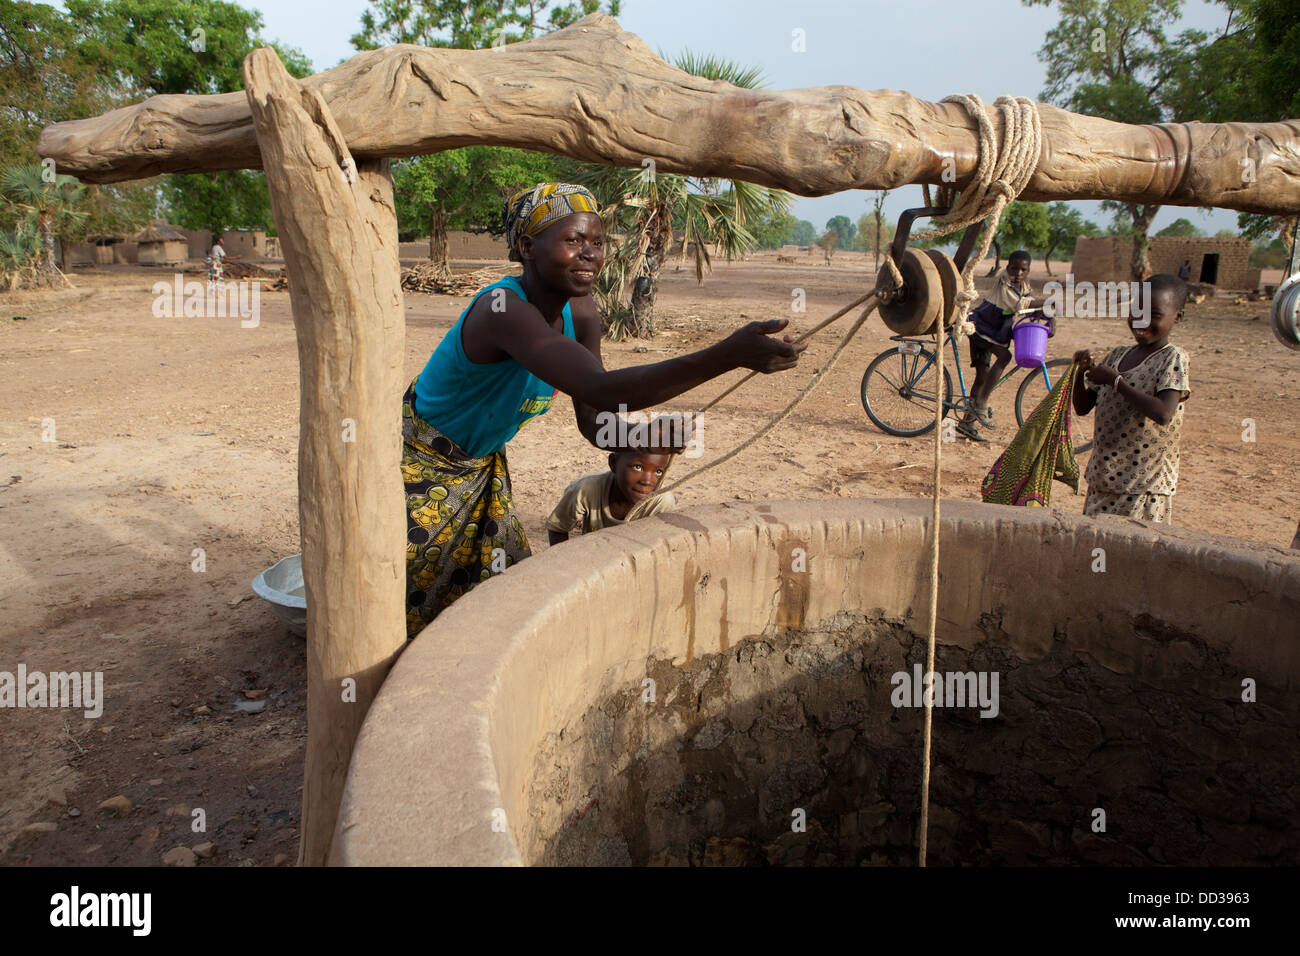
[981,362,1080,507]
[402,379,530,639]
[502,182,600,262]
[206,255,224,283]
[1083,344,1191,498]
[1084,490,1172,523]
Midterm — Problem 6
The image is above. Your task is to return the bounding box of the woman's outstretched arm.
[474,290,806,416]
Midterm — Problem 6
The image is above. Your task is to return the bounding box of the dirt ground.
[1,252,1296,866]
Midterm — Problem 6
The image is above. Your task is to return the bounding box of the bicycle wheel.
[861,345,954,437]
[1014,358,1093,454]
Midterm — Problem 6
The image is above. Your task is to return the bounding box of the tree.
[0,0,156,240]
[2,164,87,286]
[791,219,817,246]
[573,52,793,338]
[352,0,622,50]
[858,191,894,269]
[1170,0,1299,247]
[1043,202,1101,274]
[1026,0,1205,279]
[66,0,313,234]
[825,215,855,250]
[1174,0,1299,127]
[751,208,797,249]
[1156,217,1202,238]
[817,229,838,265]
[985,200,1049,274]
[395,147,562,270]
[350,0,610,276]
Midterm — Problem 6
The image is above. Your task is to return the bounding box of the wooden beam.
[39,15,1300,215]
[241,47,407,866]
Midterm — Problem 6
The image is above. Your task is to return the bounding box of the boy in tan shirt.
[546,449,677,543]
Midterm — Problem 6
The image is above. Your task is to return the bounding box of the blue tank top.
[413,276,574,458]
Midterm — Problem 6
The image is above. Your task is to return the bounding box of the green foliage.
[66,0,312,95]
[1026,0,1207,277]
[351,0,622,50]
[856,212,894,255]
[750,208,797,249]
[1025,0,1202,126]
[825,215,855,250]
[995,201,1050,258]
[1155,217,1202,237]
[1249,236,1290,270]
[161,170,271,235]
[62,0,312,234]
[393,147,563,235]
[1173,0,1300,124]
[1042,202,1100,270]
[1214,228,1238,238]
[790,219,817,246]
[2,162,89,283]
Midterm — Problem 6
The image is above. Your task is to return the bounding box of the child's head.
[1129,274,1187,344]
[1006,250,1031,283]
[608,448,673,503]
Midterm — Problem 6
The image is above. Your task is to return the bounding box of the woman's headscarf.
[502,183,600,262]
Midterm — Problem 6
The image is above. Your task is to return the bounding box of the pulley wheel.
[1271,274,1300,351]
[877,248,944,336]
[924,249,962,330]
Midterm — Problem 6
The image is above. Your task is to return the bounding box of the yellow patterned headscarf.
[502,182,600,262]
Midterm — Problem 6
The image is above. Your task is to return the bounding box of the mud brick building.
[1072,235,1259,288]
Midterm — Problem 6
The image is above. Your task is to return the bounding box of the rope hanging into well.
[914,93,1041,867]
[620,94,1043,867]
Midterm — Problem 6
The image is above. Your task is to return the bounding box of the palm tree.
[1,164,87,287]
[573,52,793,339]
[0,219,40,292]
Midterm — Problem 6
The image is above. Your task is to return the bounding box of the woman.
[403,182,805,637]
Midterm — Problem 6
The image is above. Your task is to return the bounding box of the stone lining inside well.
[523,613,1294,866]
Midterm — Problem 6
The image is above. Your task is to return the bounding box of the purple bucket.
[1012,320,1050,368]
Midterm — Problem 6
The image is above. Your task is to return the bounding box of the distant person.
[1072,274,1191,524]
[546,447,677,544]
[207,236,228,284]
[1178,258,1191,281]
[957,250,1053,441]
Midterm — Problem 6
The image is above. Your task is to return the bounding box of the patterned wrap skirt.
[207,255,224,283]
[402,379,531,638]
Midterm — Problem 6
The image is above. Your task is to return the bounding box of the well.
[331,499,1299,866]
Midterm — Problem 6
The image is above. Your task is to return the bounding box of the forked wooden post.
[242,48,407,865]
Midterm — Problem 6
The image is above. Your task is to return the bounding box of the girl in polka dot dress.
[1071,274,1191,524]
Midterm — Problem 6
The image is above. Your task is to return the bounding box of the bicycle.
[859,328,1094,454]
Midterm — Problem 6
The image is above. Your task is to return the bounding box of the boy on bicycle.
[957,250,1053,441]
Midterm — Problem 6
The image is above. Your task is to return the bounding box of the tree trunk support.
[242,47,407,866]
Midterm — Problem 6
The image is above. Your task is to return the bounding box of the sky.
[188,0,1247,236]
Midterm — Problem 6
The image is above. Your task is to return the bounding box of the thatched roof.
[133,222,188,243]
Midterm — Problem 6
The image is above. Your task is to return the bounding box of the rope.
[912,92,1041,867]
[914,95,1043,347]
[625,296,880,520]
[620,93,1042,867]
[696,291,875,415]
